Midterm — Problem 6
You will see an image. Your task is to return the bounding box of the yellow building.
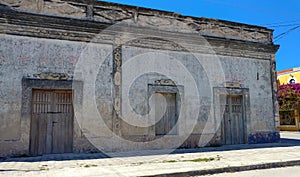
[277,67,300,131]
[277,67,300,85]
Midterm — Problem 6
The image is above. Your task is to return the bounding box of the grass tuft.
[83,164,98,168]
[162,155,221,163]
[163,160,178,163]
[183,157,215,162]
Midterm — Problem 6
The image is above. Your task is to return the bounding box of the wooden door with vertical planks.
[155,93,178,136]
[30,89,73,155]
[221,95,245,145]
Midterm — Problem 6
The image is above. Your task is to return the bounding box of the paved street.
[0,131,300,177]
[280,131,300,140]
[205,166,300,177]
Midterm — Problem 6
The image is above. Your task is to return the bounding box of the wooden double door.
[221,95,245,145]
[30,89,74,155]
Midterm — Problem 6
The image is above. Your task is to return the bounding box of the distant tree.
[278,83,300,111]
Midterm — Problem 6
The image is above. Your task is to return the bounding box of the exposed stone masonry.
[0,0,273,43]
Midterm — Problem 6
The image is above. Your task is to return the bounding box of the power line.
[268,24,300,28]
[263,19,300,26]
[274,25,300,41]
[204,0,300,41]
[204,0,300,31]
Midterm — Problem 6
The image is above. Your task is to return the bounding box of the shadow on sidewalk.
[1,137,300,163]
[0,152,110,162]
[280,138,300,145]
[172,138,300,154]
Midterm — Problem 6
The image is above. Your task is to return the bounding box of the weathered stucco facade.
[0,0,279,157]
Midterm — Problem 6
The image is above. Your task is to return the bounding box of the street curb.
[141,160,300,177]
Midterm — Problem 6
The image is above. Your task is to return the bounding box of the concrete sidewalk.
[1,131,300,177]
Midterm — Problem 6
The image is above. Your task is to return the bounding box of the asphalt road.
[202,166,300,177]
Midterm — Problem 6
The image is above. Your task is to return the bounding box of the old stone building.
[0,0,280,157]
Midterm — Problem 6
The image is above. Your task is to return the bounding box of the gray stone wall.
[120,46,276,140]
[0,33,278,157]
[0,0,279,157]
[218,56,275,132]
[0,34,114,156]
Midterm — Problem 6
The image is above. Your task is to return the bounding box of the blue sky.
[101,0,300,71]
